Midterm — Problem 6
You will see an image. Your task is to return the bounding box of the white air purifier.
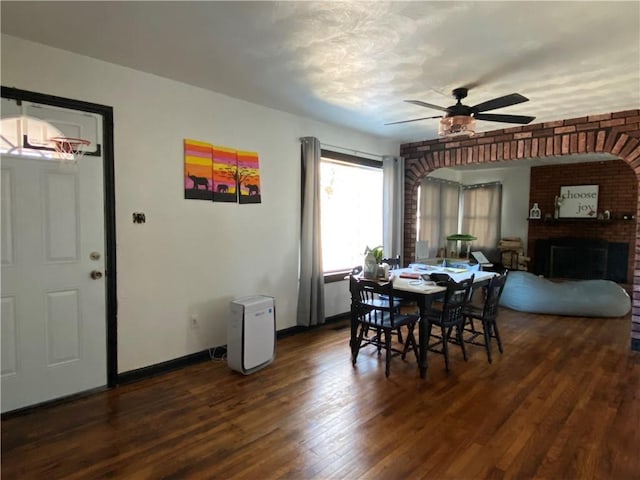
[228,295,276,374]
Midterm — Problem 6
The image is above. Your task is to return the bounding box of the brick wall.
[400,110,640,350]
[528,160,637,283]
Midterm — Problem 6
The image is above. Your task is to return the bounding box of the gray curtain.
[462,182,502,259]
[418,177,460,257]
[382,155,404,263]
[297,137,325,327]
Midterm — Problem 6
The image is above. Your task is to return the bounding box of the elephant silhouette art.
[217,184,229,193]
[188,173,209,190]
[246,184,260,196]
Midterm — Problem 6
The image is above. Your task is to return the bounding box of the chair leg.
[456,325,468,361]
[467,316,477,334]
[401,322,418,361]
[483,323,493,364]
[464,316,483,344]
[406,323,419,364]
[396,327,404,344]
[441,325,450,372]
[492,320,504,354]
[384,330,392,378]
[353,324,366,365]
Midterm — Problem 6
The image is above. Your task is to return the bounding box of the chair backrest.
[482,271,508,320]
[349,274,371,304]
[349,276,399,327]
[381,255,401,270]
[440,274,475,326]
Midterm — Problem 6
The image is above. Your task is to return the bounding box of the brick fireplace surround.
[400,110,640,351]
[528,160,636,284]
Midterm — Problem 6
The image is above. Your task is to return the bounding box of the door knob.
[90,270,103,280]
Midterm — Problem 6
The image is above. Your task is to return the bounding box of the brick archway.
[400,110,640,350]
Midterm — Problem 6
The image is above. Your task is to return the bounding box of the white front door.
[1,102,107,413]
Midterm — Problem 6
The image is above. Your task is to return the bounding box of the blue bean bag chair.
[499,271,631,317]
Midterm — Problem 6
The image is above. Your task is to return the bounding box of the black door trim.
[1,86,118,387]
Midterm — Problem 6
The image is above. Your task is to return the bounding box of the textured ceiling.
[2,1,639,143]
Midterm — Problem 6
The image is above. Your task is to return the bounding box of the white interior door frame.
[1,86,117,407]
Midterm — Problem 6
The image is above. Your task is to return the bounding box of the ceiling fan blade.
[385,115,443,125]
[405,100,448,112]
[471,93,529,112]
[474,113,536,124]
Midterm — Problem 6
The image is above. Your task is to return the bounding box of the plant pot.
[363,251,377,279]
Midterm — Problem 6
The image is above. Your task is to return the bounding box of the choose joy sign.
[559,185,599,218]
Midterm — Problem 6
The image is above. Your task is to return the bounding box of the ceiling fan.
[386,87,536,136]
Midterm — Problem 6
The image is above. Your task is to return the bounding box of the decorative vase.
[363,250,377,279]
[529,203,541,219]
[554,195,561,219]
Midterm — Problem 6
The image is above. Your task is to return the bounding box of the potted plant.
[446,234,477,258]
[363,245,384,278]
[370,245,384,264]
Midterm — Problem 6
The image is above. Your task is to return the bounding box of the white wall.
[1,35,399,372]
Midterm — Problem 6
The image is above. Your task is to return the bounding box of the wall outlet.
[190,313,199,328]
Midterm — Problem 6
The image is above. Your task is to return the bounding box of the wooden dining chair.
[349,275,419,377]
[463,270,508,363]
[381,255,401,270]
[380,255,416,342]
[349,263,407,345]
[423,275,475,372]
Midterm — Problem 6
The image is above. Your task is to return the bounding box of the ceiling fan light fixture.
[439,115,476,137]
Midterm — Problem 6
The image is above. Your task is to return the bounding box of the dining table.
[350,264,497,379]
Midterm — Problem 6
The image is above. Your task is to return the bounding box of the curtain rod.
[320,142,384,161]
[462,181,502,189]
[425,177,502,189]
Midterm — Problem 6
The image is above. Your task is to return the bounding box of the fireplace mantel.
[528,218,635,224]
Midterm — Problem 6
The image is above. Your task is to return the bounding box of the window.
[1,98,98,161]
[0,115,64,160]
[418,177,501,260]
[320,150,383,272]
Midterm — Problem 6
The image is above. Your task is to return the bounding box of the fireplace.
[549,243,607,279]
[534,237,629,282]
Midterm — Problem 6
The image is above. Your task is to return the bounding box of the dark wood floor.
[2,307,639,479]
